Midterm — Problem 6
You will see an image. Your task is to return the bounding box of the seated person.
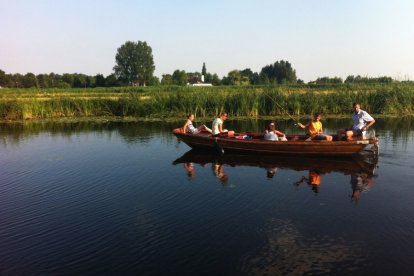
[183,114,212,134]
[297,113,333,141]
[337,103,375,141]
[212,112,235,137]
[264,122,287,141]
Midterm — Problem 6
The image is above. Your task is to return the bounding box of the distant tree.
[86,76,95,88]
[11,73,24,88]
[105,74,121,87]
[345,75,355,83]
[377,76,393,84]
[73,74,87,88]
[36,74,50,88]
[226,70,249,86]
[22,73,38,88]
[95,74,106,87]
[57,81,71,89]
[161,74,174,85]
[240,68,261,85]
[62,73,74,87]
[0,69,12,87]
[148,76,160,86]
[172,70,188,85]
[315,76,343,84]
[113,40,155,86]
[48,73,62,88]
[202,62,207,76]
[211,73,221,86]
[187,72,202,84]
[344,75,393,84]
[297,79,305,85]
[259,60,297,84]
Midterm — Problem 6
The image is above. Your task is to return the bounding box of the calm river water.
[1,118,414,275]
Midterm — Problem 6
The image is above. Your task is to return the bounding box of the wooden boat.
[173,149,377,176]
[173,128,379,156]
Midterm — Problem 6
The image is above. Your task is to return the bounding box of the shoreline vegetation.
[1,83,414,122]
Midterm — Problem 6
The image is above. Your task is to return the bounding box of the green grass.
[1,83,414,121]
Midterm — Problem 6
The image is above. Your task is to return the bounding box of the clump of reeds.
[1,83,413,120]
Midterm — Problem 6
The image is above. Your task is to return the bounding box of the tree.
[226,70,249,86]
[172,70,187,85]
[12,73,24,88]
[73,74,87,88]
[37,74,50,88]
[161,74,174,85]
[105,74,121,87]
[259,60,297,84]
[187,72,202,84]
[315,76,343,84]
[22,73,38,88]
[0,69,12,87]
[62,73,74,87]
[211,73,221,86]
[95,74,106,87]
[48,73,62,88]
[202,62,207,76]
[113,40,155,86]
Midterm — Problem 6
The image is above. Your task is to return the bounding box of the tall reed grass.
[1,83,413,120]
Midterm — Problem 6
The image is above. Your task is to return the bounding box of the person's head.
[187,114,195,121]
[313,113,321,121]
[220,112,228,121]
[268,122,276,131]
[352,103,361,113]
[267,169,276,178]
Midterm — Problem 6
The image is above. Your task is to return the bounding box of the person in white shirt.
[264,122,287,141]
[337,103,375,141]
[212,112,235,137]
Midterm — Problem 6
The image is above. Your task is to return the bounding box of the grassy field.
[1,83,413,121]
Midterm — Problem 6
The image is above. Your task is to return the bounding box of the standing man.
[337,103,375,140]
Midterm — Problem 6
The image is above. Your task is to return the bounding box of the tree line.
[0,40,402,89]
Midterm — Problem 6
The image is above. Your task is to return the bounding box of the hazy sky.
[1,0,413,81]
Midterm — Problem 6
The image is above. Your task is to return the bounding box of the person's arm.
[361,111,375,131]
[275,130,285,137]
[362,119,376,131]
[218,122,223,133]
[298,121,311,129]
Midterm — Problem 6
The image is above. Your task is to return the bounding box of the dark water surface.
[1,118,414,275]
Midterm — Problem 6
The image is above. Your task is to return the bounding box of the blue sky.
[1,0,413,81]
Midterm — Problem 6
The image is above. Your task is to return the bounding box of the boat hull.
[173,128,378,156]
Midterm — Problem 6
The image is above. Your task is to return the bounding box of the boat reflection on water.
[173,149,378,199]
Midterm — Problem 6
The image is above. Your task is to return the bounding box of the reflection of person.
[294,170,321,193]
[298,113,333,141]
[264,122,287,141]
[266,167,278,178]
[183,114,212,134]
[183,162,195,177]
[351,172,374,202]
[212,113,235,137]
[212,162,228,184]
[337,103,375,141]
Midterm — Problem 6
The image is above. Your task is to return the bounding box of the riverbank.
[1,83,413,121]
